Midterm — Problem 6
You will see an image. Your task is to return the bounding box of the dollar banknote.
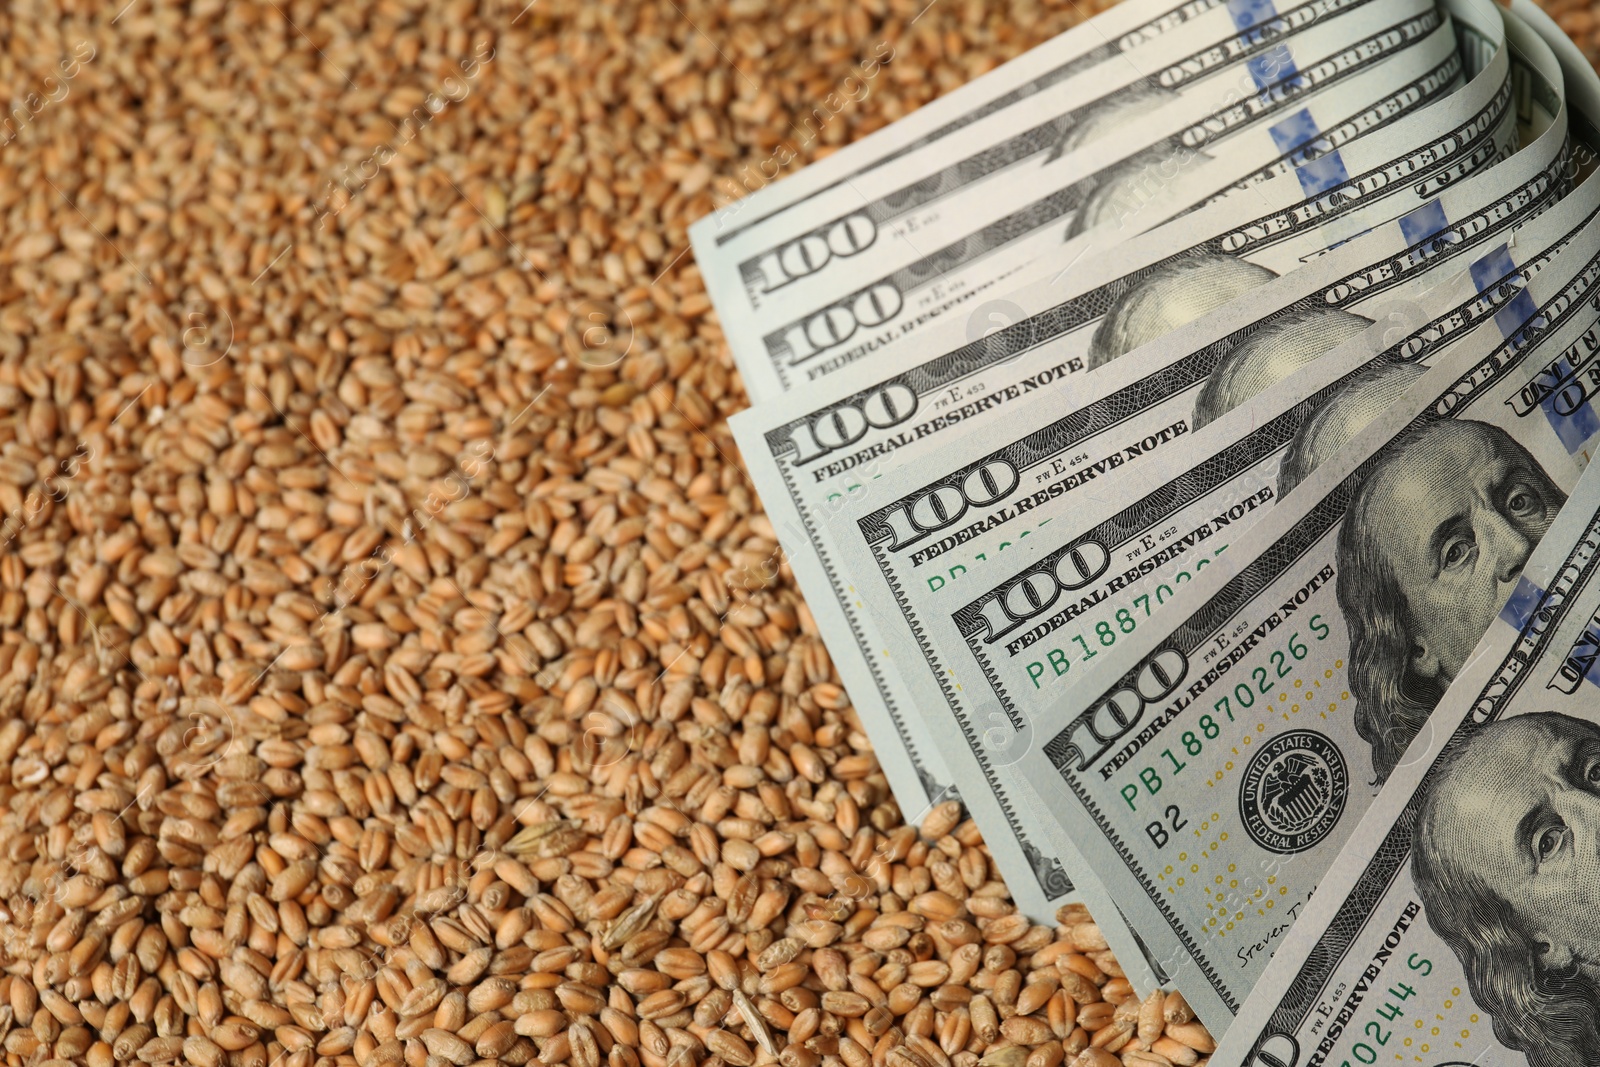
[834,142,1587,1030]
[829,0,1584,1016]
[735,0,1538,915]
[1215,348,1600,1067]
[702,0,1443,395]
[700,0,1375,307]
[744,0,1518,406]
[978,11,1600,1029]
[692,0,1321,250]
[830,3,1568,827]
[991,222,1600,1031]
[715,0,1462,399]
[729,0,1529,947]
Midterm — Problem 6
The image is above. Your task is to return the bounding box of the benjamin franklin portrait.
[1058,86,1198,243]
[1048,83,1175,164]
[1336,420,1565,782]
[1087,255,1279,369]
[1192,308,1372,430]
[1067,148,1195,241]
[1276,361,1427,498]
[1413,713,1600,1067]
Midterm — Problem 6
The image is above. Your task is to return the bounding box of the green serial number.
[1025,549,1226,689]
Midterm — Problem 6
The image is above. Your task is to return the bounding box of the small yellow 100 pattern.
[1337,954,1484,1064]
[1154,814,1293,937]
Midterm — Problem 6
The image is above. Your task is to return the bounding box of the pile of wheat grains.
[23,0,1584,1065]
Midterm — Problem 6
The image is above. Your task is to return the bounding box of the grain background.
[0,1,1593,1067]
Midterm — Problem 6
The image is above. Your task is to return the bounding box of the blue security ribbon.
[1398,200,1449,248]
[1227,0,1340,198]
[1470,244,1600,451]
[1228,0,1294,92]
[1246,43,1299,92]
[1469,245,1540,338]
[1498,574,1544,630]
[1269,109,1349,196]
[1226,0,1277,31]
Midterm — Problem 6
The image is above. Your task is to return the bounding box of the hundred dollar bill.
[1215,355,1600,1067]
[703,0,1427,392]
[829,4,1582,1015]
[693,0,1323,250]
[769,0,1540,915]
[703,0,1368,286]
[836,142,1588,1025]
[747,0,1516,403]
[928,200,1598,795]
[729,0,1523,940]
[720,0,1461,399]
[732,0,1516,404]
[993,222,1600,1033]
[926,128,1591,775]
[988,14,1600,1029]
[836,4,1570,816]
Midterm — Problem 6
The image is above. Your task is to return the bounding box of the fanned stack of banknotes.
[691,0,1600,1061]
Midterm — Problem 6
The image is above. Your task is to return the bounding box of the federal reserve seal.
[1239,730,1348,854]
